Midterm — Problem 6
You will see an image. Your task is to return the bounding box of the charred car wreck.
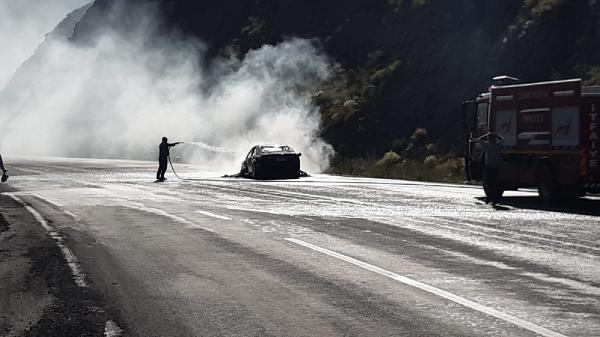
[240,145,303,179]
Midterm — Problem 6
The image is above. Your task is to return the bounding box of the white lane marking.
[195,210,232,220]
[7,194,88,288]
[285,238,568,337]
[29,193,82,221]
[125,202,215,233]
[3,192,82,221]
[104,320,123,337]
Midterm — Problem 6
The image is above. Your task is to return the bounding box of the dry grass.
[328,155,464,183]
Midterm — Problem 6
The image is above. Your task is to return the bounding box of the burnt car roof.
[254,144,296,152]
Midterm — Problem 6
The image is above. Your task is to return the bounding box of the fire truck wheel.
[495,187,504,199]
[537,165,559,202]
[483,186,504,200]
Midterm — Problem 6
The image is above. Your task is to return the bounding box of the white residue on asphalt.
[285,237,569,337]
[520,272,600,297]
[5,193,88,288]
[426,246,519,271]
[30,192,82,221]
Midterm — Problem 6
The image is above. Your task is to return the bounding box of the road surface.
[1,156,599,337]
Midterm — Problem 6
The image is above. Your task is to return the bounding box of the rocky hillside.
[7,0,600,159]
[0,3,92,118]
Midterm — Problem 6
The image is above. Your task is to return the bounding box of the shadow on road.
[480,196,600,216]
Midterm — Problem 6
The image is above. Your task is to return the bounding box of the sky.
[0,0,90,89]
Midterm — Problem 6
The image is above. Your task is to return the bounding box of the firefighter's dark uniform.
[0,153,6,182]
[481,141,502,204]
[157,141,176,180]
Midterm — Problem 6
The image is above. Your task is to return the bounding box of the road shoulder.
[0,194,113,337]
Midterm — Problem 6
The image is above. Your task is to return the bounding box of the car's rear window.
[260,146,294,153]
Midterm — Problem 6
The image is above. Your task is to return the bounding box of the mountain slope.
[4,0,600,160]
[0,3,92,120]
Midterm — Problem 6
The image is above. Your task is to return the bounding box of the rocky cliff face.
[5,0,600,159]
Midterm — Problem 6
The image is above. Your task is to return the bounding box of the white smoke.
[0,0,91,89]
[0,2,334,173]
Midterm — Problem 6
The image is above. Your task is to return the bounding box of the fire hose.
[168,155,186,181]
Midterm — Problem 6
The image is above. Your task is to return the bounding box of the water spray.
[167,141,237,181]
[181,141,236,154]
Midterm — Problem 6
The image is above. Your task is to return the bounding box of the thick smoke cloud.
[0,2,334,173]
[0,0,90,89]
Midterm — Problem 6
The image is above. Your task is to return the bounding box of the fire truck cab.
[464,77,600,201]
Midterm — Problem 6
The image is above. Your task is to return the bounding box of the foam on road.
[5,193,88,288]
[285,238,568,337]
[2,157,599,336]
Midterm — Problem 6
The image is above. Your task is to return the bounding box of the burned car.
[241,145,301,179]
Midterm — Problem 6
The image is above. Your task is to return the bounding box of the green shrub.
[584,66,600,86]
[377,151,401,167]
[410,128,428,143]
[424,155,437,168]
[412,0,429,7]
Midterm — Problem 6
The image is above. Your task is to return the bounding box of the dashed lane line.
[124,202,215,233]
[285,238,568,337]
[195,210,232,220]
[28,193,82,221]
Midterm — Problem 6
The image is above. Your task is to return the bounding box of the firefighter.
[0,153,7,182]
[463,154,472,183]
[156,137,182,181]
[471,132,504,205]
[463,135,472,183]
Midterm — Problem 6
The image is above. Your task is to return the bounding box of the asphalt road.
[1,156,600,337]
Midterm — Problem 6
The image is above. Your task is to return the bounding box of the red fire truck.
[464,76,600,201]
